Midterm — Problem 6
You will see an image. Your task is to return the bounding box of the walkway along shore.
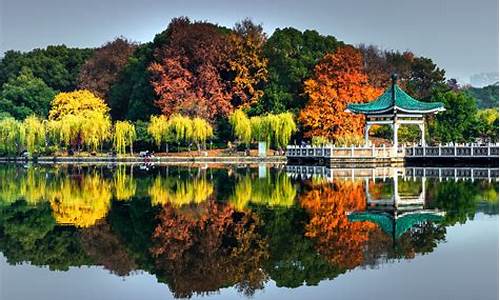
[0,155,287,164]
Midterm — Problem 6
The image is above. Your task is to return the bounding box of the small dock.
[286,143,500,166]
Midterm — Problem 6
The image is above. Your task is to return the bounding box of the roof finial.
[391,73,398,104]
[391,73,398,85]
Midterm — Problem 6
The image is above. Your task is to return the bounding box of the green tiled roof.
[347,83,445,114]
[348,211,444,239]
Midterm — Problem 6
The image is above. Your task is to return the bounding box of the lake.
[0,163,498,300]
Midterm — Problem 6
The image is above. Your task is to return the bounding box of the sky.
[0,0,498,84]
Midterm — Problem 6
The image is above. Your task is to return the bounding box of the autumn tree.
[299,46,381,140]
[78,38,137,100]
[254,27,342,114]
[227,19,268,108]
[48,90,112,151]
[149,18,234,121]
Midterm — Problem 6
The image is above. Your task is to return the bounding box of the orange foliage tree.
[300,180,377,269]
[299,46,382,140]
[227,19,268,108]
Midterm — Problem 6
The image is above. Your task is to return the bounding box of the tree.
[0,68,56,119]
[0,117,24,155]
[113,121,136,155]
[299,46,381,140]
[254,28,342,114]
[475,108,499,142]
[428,90,479,143]
[227,19,268,108]
[0,45,94,92]
[147,115,170,151]
[229,109,252,146]
[22,115,46,154]
[191,117,213,151]
[107,43,159,120]
[149,18,234,121]
[48,90,112,151]
[78,38,137,100]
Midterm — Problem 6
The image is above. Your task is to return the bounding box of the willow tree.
[168,114,193,151]
[191,117,213,152]
[229,109,252,147]
[275,112,297,149]
[147,115,170,152]
[48,90,112,152]
[113,121,136,155]
[0,118,25,156]
[22,115,46,155]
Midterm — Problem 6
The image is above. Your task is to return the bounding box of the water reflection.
[0,164,497,299]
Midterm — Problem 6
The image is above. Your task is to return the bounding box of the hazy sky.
[1,0,498,83]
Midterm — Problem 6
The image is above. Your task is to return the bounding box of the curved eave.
[346,104,445,115]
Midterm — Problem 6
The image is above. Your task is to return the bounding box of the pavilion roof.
[346,79,445,115]
[348,211,444,239]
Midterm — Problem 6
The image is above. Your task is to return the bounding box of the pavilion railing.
[286,143,499,159]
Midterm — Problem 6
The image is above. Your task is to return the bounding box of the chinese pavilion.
[346,74,445,152]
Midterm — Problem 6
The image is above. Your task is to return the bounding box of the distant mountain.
[464,82,499,109]
[470,72,499,87]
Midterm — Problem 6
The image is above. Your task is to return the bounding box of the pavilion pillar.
[364,124,372,145]
[419,122,426,146]
[392,122,399,155]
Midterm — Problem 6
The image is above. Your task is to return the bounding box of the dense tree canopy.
[254,28,342,114]
[0,45,94,92]
[428,90,479,143]
[78,38,137,100]
[0,68,56,119]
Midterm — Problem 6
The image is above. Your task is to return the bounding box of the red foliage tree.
[149,18,234,121]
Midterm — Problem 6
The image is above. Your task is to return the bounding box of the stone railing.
[404,143,499,157]
[286,144,400,159]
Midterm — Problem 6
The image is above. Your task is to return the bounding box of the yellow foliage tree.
[48,90,112,152]
[113,121,136,155]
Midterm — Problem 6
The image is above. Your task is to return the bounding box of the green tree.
[0,45,94,92]
[428,90,479,143]
[108,43,159,120]
[253,28,342,114]
[0,68,56,119]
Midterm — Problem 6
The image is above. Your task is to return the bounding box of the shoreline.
[0,155,287,164]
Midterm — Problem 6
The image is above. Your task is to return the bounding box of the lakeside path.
[0,155,286,164]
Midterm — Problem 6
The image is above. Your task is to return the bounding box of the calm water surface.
[0,164,498,300]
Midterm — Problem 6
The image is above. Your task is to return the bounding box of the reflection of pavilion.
[348,169,445,241]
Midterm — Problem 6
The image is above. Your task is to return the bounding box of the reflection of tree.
[80,222,137,276]
[148,175,214,207]
[108,196,159,272]
[112,165,136,201]
[150,199,269,298]
[229,172,297,210]
[49,173,112,228]
[0,166,49,205]
[0,200,90,270]
[427,180,495,225]
[300,181,377,269]
[256,206,347,288]
[394,222,446,259]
